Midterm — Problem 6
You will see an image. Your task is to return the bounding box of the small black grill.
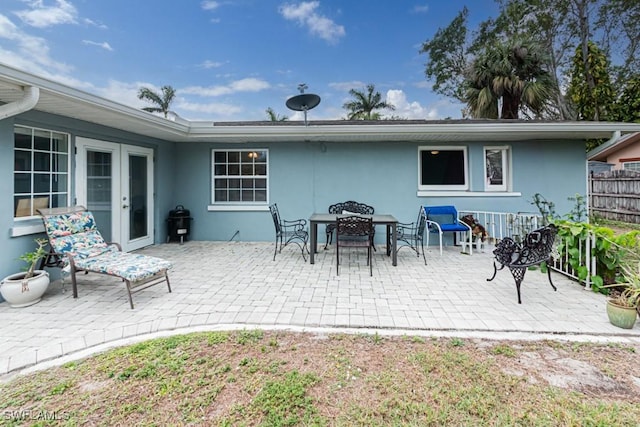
[166,205,192,244]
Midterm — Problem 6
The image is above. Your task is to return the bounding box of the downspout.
[0,86,40,120]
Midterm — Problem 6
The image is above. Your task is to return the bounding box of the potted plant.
[0,238,50,308]
[604,263,640,329]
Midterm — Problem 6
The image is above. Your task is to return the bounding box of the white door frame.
[75,137,154,251]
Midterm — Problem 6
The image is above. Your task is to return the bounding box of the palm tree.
[342,84,395,120]
[265,107,288,121]
[137,85,176,118]
[465,38,555,119]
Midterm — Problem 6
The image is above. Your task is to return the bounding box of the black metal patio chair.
[324,200,376,251]
[396,207,427,264]
[269,203,309,261]
[336,215,374,276]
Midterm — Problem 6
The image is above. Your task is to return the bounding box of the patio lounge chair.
[269,203,309,261]
[396,207,427,264]
[38,206,172,309]
[424,205,473,255]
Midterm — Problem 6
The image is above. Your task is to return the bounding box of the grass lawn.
[1,330,639,426]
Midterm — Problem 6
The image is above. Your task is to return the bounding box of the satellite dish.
[285,83,321,125]
[286,94,321,111]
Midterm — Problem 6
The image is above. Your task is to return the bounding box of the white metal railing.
[459,210,543,243]
[460,210,598,289]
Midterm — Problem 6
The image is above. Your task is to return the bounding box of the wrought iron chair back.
[336,215,374,276]
[325,201,375,250]
[487,224,558,303]
[396,207,427,264]
[269,203,309,261]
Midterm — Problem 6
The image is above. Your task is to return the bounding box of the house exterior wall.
[0,111,176,283]
[604,143,640,170]
[171,139,587,243]
[0,109,587,286]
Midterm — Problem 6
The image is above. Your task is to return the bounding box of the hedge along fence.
[589,170,640,223]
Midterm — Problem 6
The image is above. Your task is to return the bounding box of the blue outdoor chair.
[423,205,473,255]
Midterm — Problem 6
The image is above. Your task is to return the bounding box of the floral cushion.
[42,210,172,282]
[74,251,172,282]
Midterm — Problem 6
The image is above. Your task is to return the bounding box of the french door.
[75,137,154,251]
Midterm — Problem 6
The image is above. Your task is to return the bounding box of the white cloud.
[279,1,345,44]
[328,80,365,92]
[200,60,225,69]
[201,1,221,11]
[178,101,243,116]
[14,0,78,28]
[0,13,72,74]
[82,40,113,51]
[412,4,429,13]
[385,89,437,119]
[83,18,108,29]
[182,78,271,97]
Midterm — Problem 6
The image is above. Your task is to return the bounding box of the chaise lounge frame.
[38,206,172,309]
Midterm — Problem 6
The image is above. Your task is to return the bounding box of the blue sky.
[0,0,499,121]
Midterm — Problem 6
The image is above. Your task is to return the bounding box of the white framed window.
[418,146,468,191]
[14,125,70,219]
[484,145,510,192]
[622,161,640,171]
[212,149,268,204]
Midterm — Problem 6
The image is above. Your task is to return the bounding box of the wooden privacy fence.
[589,170,640,223]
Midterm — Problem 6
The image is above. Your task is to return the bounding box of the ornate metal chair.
[396,207,427,264]
[487,224,558,304]
[269,203,309,261]
[324,201,375,250]
[424,205,473,255]
[38,206,172,309]
[336,215,374,276]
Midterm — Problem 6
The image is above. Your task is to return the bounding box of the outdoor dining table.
[308,213,398,266]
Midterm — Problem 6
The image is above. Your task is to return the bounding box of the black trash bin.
[167,205,192,244]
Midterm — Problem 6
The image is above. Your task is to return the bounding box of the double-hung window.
[484,146,510,191]
[212,149,268,204]
[418,146,468,191]
[14,125,70,218]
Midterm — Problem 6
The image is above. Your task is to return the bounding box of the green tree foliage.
[342,84,395,120]
[265,107,288,121]
[465,38,555,119]
[419,7,469,103]
[613,74,640,123]
[420,0,639,121]
[137,85,176,118]
[567,41,615,121]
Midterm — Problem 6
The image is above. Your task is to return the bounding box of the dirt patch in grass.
[1,331,639,425]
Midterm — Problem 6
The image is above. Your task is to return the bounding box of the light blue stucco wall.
[0,111,176,284]
[171,139,587,243]
[0,109,587,288]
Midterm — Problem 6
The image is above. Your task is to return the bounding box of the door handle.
[122,204,129,209]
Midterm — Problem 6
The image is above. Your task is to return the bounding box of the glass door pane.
[129,154,147,240]
[86,150,113,241]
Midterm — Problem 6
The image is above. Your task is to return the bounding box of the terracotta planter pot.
[0,270,50,308]
[606,299,638,329]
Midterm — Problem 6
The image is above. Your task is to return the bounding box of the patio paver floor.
[1,240,639,379]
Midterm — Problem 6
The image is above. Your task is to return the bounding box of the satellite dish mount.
[285,83,321,126]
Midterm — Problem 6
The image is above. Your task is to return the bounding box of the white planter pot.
[0,270,50,308]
